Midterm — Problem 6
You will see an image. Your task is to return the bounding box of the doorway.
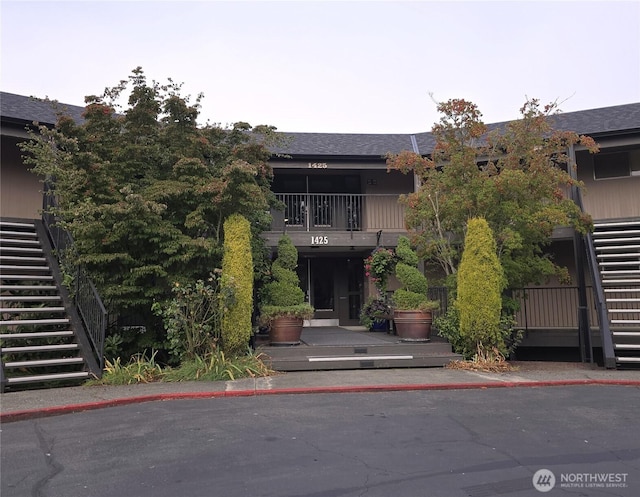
[299,257,363,326]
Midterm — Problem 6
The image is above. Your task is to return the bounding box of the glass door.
[300,257,363,325]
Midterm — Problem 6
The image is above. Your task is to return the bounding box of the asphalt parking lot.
[2,382,639,497]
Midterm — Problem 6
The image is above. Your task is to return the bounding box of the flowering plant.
[364,247,396,294]
[359,296,392,330]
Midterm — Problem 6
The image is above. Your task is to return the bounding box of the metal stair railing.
[574,187,616,368]
[584,230,617,368]
[42,183,107,370]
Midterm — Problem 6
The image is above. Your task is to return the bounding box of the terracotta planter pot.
[393,309,432,342]
[269,316,303,346]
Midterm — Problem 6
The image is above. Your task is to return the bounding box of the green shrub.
[436,305,524,360]
[162,349,272,382]
[455,217,506,357]
[262,281,305,307]
[221,214,254,356]
[392,236,437,311]
[260,235,314,324]
[152,277,221,361]
[395,236,419,267]
[88,348,272,384]
[395,261,428,295]
[87,351,164,385]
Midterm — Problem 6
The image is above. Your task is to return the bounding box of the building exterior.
[2,91,640,367]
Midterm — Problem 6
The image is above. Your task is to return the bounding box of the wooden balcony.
[270,193,406,232]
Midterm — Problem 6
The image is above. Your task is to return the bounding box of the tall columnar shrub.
[260,235,313,321]
[392,236,432,310]
[221,214,253,355]
[455,217,506,357]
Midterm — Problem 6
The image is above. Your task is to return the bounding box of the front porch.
[256,325,463,371]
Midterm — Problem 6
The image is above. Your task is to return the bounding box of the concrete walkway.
[2,361,639,422]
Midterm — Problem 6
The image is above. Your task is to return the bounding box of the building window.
[594,152,629,179]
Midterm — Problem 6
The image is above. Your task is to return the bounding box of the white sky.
[2,0,639,133]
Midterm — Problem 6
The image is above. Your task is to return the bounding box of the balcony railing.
[512,286,599,330]
[271,193,406,232]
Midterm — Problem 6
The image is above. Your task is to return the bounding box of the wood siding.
[577,149,640,221]
[1,136,41,219]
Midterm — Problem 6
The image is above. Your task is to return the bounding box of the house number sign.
[308,162,328,169]
[311,235,329,245]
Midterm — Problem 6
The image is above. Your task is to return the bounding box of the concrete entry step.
[258,326,463,371]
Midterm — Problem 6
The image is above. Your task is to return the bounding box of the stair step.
[597,253,640,259]
[0,238,40,246]
[0,285,58,291]
[608,309,640,313]
[601,279,640,284]
[592,237,640,244]
[0,331,74,339]
[0,230,37,238]
[0,265,51,272]
[0,246,44,254]
[0,318,70,326]
[0,255,46,262]
[616,357,640,364]
[602,272,640,277]
[593,229,640,237]
[614,343,640,350]
[613,331,640,337]
[611,319,640,324]
[594,220,640,227]
[0,274,54,281]
[0,221,36,229]
[0,295,61,302]
[1,344,79,354]
[4,357,84,368]
[0,306,66,313]
[607,298,640,303]
[599,260,640,266]
[5,371,90,385]
[604,288,640,293]
[595,244,640,252]
[593,229,640,236]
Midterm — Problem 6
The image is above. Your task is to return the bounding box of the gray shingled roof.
[274,102,640,157]
[1,91,85,126]
[271,132,418,157]
[3,91,639,157]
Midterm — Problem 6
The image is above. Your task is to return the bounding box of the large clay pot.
[393,310,432,342]
[269,316,303,346]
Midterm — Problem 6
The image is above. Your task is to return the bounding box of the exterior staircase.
[592,219,640,367]
[0,219,100,391]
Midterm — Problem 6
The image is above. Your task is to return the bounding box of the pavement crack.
[31,422,64,497]
[447,413,526,469]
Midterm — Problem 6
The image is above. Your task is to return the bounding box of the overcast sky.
[2,0,639,133]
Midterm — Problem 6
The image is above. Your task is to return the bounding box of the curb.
[2,379,639,423]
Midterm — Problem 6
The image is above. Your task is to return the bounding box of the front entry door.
[302,257,363,326]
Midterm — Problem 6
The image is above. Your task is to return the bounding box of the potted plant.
[259,235,314,345]
[392,236,439,342]
[359,296,392,331]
